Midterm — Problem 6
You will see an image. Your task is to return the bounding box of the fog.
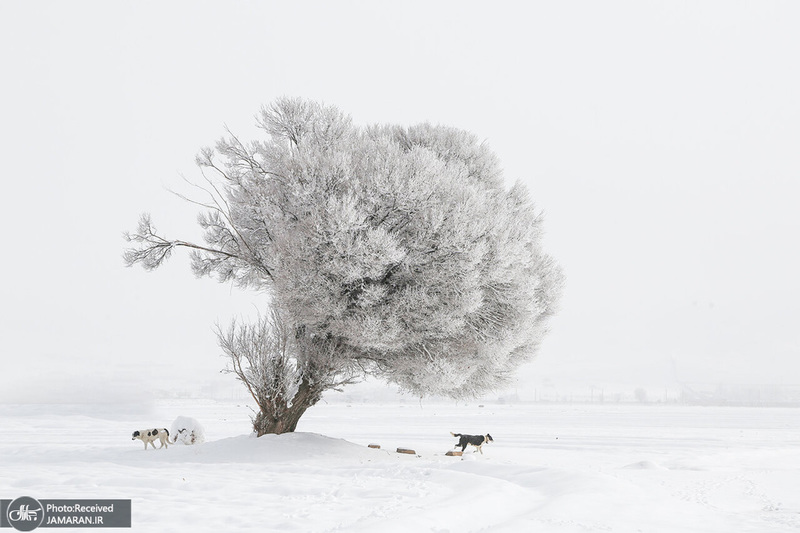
[1,1,798,404]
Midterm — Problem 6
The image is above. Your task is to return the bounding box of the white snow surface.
[0,401,798,532]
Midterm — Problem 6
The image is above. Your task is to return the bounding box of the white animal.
[131,428,170,450]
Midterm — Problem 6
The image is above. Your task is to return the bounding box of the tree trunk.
[252,377,322,436]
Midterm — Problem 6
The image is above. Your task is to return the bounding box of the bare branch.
[123,213,240,271]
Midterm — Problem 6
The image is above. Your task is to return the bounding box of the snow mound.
[170,416,205,445]
[180,432,383,464]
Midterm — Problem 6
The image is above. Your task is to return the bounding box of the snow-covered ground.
[0,400,798,532]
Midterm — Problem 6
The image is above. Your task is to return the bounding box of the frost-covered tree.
[218,309,356,435]
[124,97,563,434]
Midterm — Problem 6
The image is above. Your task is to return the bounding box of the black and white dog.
[451,432,494,454]
[132,428,170,450]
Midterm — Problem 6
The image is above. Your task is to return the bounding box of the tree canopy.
[125,97,563,431]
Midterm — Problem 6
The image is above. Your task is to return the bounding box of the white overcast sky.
[1,1,798,402]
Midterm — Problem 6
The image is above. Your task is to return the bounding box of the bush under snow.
[170,416,205,445]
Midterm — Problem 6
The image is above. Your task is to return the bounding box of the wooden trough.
[445,450,463,457]
[396,447,416,455]
[368,444,381,449]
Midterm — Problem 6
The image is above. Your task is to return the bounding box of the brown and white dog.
[132,428,171,450]
[451,432,493,454]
